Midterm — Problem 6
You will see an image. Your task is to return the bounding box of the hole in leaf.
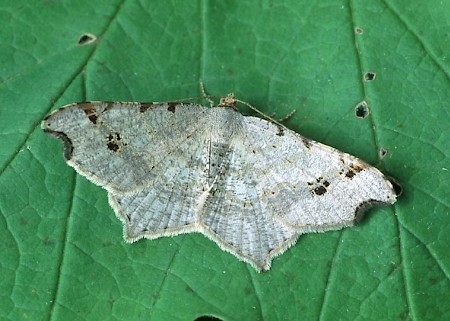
[355,101,370,119]
[379,148,388,159]
[354,27,364,35]
[388,177,403,197]
[363,72,376,81]
[77,33,97,46]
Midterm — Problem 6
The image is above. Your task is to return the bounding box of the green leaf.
[1,1,448,320]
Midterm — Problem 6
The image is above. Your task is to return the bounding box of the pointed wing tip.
[42,127,74,160]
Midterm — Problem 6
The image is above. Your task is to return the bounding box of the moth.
[42,97,397,271]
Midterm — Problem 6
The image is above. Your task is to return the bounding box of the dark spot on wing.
[345,170,356,179]
[167,103,177,113]
[106,132,125,153]
[313,186,327,195]
[309,177,331,196]
[344,162,366,179]
[78,102,98,124]
[107,141,119,152]
[338,158,346,175]
[139,103,154,113]
[276,126,285,136]
[302,137,312,149]
[103,102,114,113]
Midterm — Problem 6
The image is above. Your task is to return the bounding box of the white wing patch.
[42,101,397,271]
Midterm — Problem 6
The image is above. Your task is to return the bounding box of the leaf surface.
[0,1,449,320]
